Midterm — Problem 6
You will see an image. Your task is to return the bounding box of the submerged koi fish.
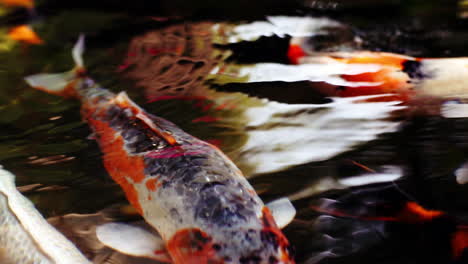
[1,0,42,45]
[26,36,296,264]
[0,166,90,264]
[0,0,34,9]
[288,38,468,102]
[312,199,468,261]
[7,24,43,44]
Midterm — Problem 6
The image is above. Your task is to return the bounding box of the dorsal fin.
[114,92,178,146]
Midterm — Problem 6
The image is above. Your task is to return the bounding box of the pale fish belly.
[0,191,53,264]
[0,168,90,264]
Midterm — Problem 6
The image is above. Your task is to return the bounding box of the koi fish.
[288,38,468,102]
[0,166,90,264]
[1,0,42,45]
[0,0,34,9]
[7,24,43,44]
[311,198,468,261]
[25,36,297,264]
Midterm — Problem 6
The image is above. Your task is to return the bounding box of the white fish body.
[0,167,90,264]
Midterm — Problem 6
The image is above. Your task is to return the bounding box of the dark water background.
[2,0,468,263]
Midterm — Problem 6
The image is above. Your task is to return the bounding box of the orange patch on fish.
[333,53,410,69]
[452,227,468,259]
[32,81,78,98]
[86,117,145,214]
[261,207,294,263]
[8,25,43,44]
[311,201,444,224]
[0,0,33,8]
[114,95,139,114]
[145,178,161,192]
[396,202,444,223]
[167,228,223,264]
[287,44,306,65]
[329,52,420,101]
[340,67,413,101]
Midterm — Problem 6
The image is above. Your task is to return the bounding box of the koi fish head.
[165,207,294,264]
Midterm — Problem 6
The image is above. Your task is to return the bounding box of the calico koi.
[25,36,296,264]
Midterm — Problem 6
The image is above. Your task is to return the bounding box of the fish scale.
[0,168,90,264]
[0,192,53,264]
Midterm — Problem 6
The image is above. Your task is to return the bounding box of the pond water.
[1,0,468,263]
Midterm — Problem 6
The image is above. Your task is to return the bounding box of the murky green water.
[2,1,468,263]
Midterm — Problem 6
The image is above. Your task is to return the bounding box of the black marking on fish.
[239,255,263,264]
[402,60,428,80]
[195,184,250,227]
[143,147,260,228]
[268,256,279,264]
[105,106,169,154]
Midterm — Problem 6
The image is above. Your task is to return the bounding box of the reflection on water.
[1,0,468,263]
[212,16,342,44]
[235,96,402,176]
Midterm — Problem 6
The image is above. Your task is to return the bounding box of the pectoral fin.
[266,197,296,229]
[96,222,171,263]
[455,161,468,185]
[441,101,468,118]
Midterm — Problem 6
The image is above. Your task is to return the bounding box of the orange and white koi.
[25,36,296,264]
[288,37,468,103]
[0,166,90,264]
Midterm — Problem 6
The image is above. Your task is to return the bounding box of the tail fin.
[24,35,85,98]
